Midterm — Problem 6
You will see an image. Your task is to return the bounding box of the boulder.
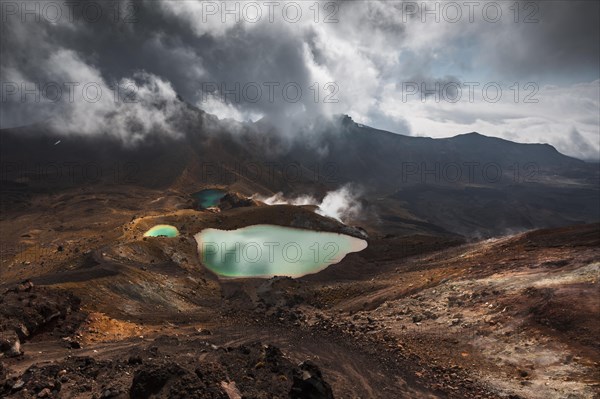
[0,330,22,357]
[290,360,334,399]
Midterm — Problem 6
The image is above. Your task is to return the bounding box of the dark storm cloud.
[478,0,600,80]
[2,0,598,103]
[0,0,598,157]
[0,0,323,133]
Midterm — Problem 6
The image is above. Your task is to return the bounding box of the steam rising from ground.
[255,185,363,223]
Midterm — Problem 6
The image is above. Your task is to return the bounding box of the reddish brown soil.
[1,186,598,398]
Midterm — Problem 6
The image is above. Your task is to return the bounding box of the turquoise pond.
[143,225,179,238]
[194,224,367,278]
[192,189,227,209]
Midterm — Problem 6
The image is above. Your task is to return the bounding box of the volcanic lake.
[194,224,368,278]
[192,189,227,209]
[143,225,179,238]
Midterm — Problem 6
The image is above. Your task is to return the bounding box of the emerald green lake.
[192,189,227,209]
[144,225,179,238]
[194,224,368,278]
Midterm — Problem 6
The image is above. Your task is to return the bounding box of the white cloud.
[198,94,263,122]
[43,49,187,145]
[378,80,600,159]
[1,0,597,158]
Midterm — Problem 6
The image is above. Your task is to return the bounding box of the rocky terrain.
[2,2,598,397]
[0,106,598,399]
[2,113,598,238]
[0,179,598,398]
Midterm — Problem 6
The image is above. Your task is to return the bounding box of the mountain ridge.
[1,108,598,237]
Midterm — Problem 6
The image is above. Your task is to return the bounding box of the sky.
[1,0,599,159]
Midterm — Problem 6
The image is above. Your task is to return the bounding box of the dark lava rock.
[130,362,227,399]
[153,335,180,347]
[0,364,62,398]
[128,356,143,365]
[14,280,34,293]
[3,337,335,399]
[0,330,21,357]
[69,340,82,349]
[130,363,185,399]
[128,342,334,398]
[256,276,306,310]
[218,192,257,211]
[0,282,83,357]
[0,362,6,384]
[290,360,334,399]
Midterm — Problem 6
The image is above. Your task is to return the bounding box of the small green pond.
[194,224,367,278]
[143,225,179,238]
[192,189,227,209]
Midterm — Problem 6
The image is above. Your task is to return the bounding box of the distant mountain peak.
[453,131,486,138]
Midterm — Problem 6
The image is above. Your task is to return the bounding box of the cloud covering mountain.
[1,0,598,158]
